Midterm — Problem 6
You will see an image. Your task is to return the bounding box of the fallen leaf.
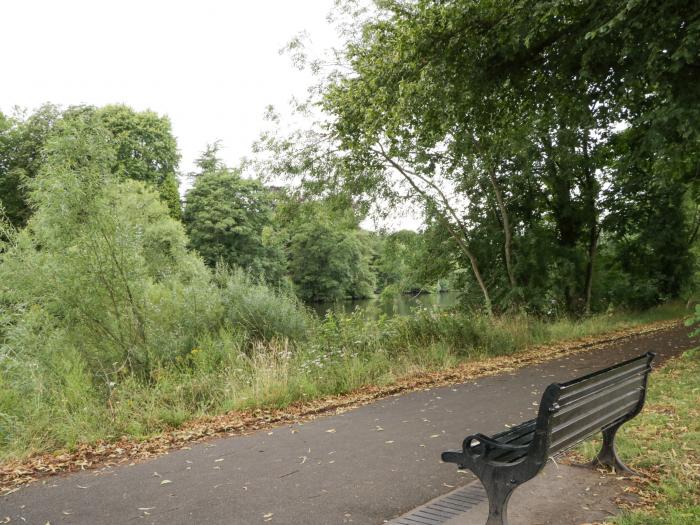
[160,480,172,485]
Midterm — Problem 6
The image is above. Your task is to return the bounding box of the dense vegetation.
[0,0,698,460]
[262,0,700,315]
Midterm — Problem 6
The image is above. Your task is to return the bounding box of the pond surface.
[311,290,460,319]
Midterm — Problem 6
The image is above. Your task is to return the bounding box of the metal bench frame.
[442,352,655,525]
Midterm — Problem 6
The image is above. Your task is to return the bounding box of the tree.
[267,192,376,302]
[288,218,374,303]
[0,111,216,377]
[260,0,697,315]
[183,156,286,285]
[94,105,182,219]
[0,105,183,225]
[375,230,430,293]
[0,105,62,228]
[192,141,226,176]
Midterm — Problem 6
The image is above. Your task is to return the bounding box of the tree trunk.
[441,216,494,317]
[542,130,581,313]
[375,147,494,316]
[487,166,517,291]
[582,129,600,316]
[583,221,598,316]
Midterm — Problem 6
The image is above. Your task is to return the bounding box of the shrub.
[215,266,313,343]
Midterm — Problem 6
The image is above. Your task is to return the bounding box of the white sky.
[0,0,422,231]
[0,0,338,174]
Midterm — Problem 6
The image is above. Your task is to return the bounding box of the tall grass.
[0,298,685,462]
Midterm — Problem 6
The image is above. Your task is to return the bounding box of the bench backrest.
[533,352,655,457]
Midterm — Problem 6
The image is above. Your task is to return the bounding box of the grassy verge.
[0,301,687,463]
[577,346,700,524]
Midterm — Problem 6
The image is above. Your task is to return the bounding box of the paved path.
[390,463,634,525]
[1,324,695,525]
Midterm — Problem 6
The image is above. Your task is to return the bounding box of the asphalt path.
[1,323,695,525]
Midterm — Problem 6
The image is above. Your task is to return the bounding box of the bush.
[215,266,313,343]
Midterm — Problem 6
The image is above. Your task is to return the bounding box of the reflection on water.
[311,290,460,319]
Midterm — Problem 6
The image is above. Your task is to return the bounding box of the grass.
[0,301,689,463]
[577,346,700,524]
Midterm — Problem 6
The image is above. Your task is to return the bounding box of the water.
[311,290,460,319]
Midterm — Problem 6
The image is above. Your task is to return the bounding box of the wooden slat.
[558,361,648,405]
[550,398,639,454]
[553,375,644,426]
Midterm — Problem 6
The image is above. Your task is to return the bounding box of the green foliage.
[214,266,311,342]
[183,159,287,286]
[374,230,429,293]
[94,105,182,218]
[288,217,375,302]
[0,118,311,455]
[193,141,226,174]
[0,104,182,227]
[257,0,698,315]
[0,105,61,228]
[260,194,377,303]
[1,114,212,376]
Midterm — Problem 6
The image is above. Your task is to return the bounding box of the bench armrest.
[442,433,531,468]
[463,433,530,459]
[470,433,530,452]
[441,450,465,465]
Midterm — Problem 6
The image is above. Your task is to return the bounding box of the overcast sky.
[0,0,338,174]
[1,0,422,230]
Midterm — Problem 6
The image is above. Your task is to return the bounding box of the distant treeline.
[0,105,447,305]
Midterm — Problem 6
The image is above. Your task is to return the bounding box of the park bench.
[441,352,655,525]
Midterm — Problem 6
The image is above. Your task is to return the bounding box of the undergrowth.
[0,299,686,462]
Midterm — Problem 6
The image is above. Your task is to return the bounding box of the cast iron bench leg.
[481,471,518,525]
[589,422,637,475]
